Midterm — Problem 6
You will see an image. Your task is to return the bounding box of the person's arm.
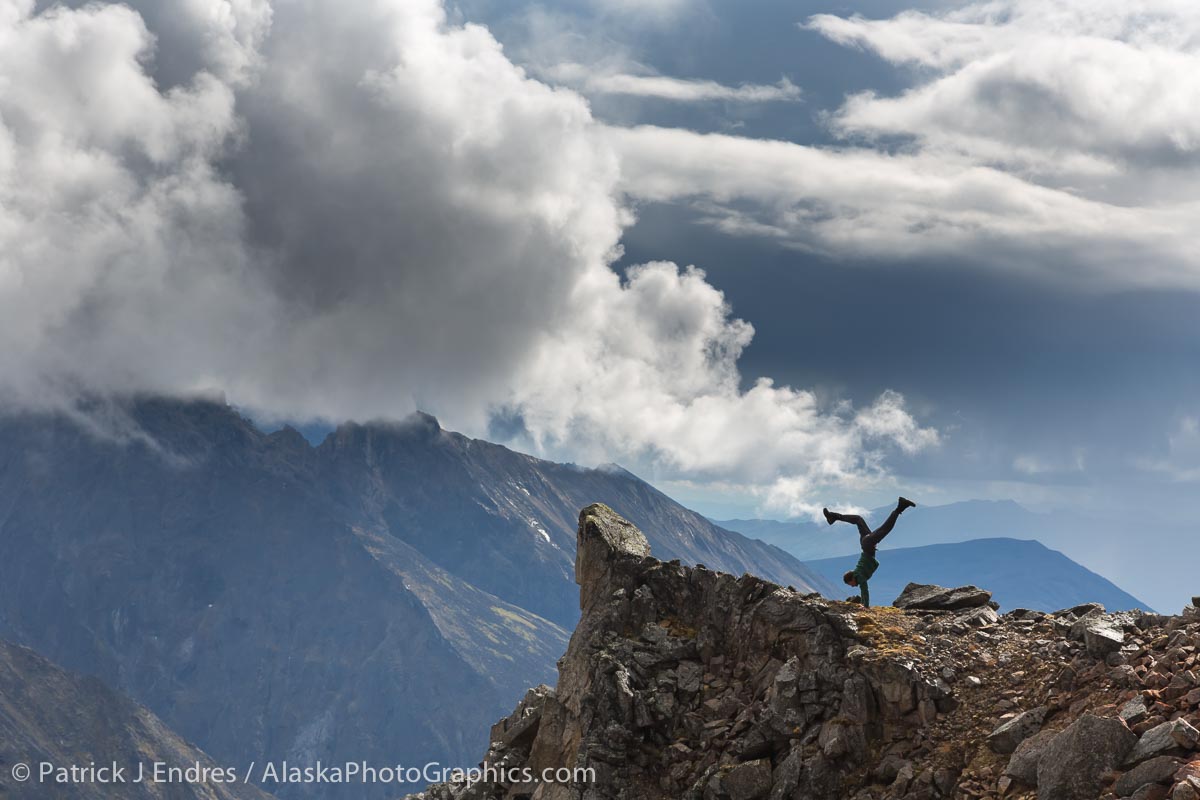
[860,578,870,607]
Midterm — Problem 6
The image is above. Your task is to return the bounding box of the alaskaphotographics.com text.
[15,760,596,787]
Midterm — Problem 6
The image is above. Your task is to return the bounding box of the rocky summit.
[409,505,1200,800]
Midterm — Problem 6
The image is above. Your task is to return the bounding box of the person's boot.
[823,508,836,526]
[898,496,916,511]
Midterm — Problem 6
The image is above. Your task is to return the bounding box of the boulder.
[1115,757,1185,797]
[989,707,1050,755]
[767,750,803,800]
[957,605,1001,627]
[893,583,993,611]
[1070,610,1108,641]
[1057,602,1106,618]
[1007,728,1059,785]
[1084,623,1126,657]
[1037,714,1137,800]
[1128,720,1200,765]
[1121,697,1150,726]
[724,758,772,800]
[873,755,911,785]
[1173,781,1200,800]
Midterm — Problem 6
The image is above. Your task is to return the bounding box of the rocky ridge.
[408,505,1200,800]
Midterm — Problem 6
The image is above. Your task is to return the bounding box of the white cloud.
[0,0,933,511]
[598,0,1200,289]
[544,63,801,103]
[605,125,1200,286]
[808,2,1200,180]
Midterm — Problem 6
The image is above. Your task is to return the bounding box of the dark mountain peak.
[266,424,312,451]
[319,411,449,461]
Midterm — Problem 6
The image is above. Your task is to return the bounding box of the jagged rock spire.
[575,503,651,611]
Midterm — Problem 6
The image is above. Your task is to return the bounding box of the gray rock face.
[1036,714,1136,800]
[988,706,1048,754]
[893,583,993,611]
[1127,719,1200,765]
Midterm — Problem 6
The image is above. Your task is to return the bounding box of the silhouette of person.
[823,497,916,607]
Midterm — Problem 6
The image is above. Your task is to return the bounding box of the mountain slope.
[0,401,508,798]
[805,538,1150,612]
[0,638,273,799]
[319,417,834,626]
[0,397,831,798]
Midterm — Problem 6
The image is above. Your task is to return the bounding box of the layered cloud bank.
[0,0,932,513]
[610,0,1200,288]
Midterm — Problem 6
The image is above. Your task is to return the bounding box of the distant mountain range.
[716,499,1046,562]
[0,397,831,799]
[805,538,1149,613]
[717,500,1156,612]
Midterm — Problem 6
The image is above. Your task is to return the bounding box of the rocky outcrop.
[408,507,1200,800]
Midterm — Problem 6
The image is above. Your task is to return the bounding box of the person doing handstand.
[823,497,916,607]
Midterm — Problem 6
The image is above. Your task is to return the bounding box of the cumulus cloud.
[0,0,931,512]
[808,2,1200,179]
[544,63,801,103]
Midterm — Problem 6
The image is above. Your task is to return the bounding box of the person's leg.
[863,498,911,549]
[825,510,872,539]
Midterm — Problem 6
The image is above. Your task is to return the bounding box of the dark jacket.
[853,552,879,607]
